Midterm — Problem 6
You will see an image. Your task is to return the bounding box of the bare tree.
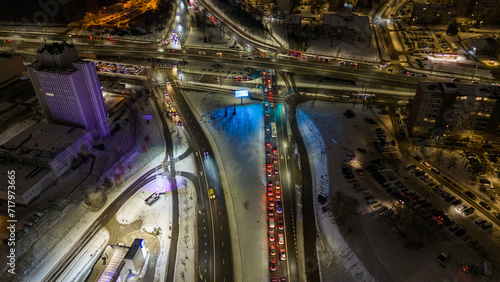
[329,191,359,226]
[446,156,458,170]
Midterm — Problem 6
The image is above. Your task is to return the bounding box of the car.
[269,230,275,241]
[270,245,276,256]
[455,228,466,237]
[268,206,274,216]
[266,149,271,156]
[431,168,440,174]
[269,218,275,228]
[275,189,281,199]
[203,148,209,155]
[274,167,279,175]
[266,142,271,147]
[480,201,492,210]
[357,169,365,176]
[271,277,277,282]
[268,170,272,177]
[268,197,274,205]
[275,181,280,190]
[475,218,486,225]
[280,249,286,260]
[270,260,276,271]
[357,148,367,154]
[465,191,477,200]
[278,219,284,230]
[344,173,355,179]
[281,277,286,282]
[451,199,462,206]
[443,218,454,226]
[445,195,456,203]
[278,233,284,244]
[482,222,493,230]
[266,125,270,131]
[449,223,460,232]
[463,207,475,216]
[28,216,39,223]
[377,206,388,213]
[273,157,278,164]
[267,163,272,168]
[406,164,417,170]
[273,147,278,154]
[266,112,270,117]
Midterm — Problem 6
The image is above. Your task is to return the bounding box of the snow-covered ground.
[296,101,499,281]
[183,90,268,282]
[297,103,375,282]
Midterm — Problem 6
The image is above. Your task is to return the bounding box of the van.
[483,261,492,276]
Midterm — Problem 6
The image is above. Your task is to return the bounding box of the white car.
[280,249,286,261]
[269,218,275,229]
[278,233,284,245]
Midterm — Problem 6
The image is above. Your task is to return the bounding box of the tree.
[446,20,459,36]
[446,156,458,170]
[329,191,359,226]
[434,148,444,166]
[318,194,327,205]
[343,110,356,118]
[103,177,113,188]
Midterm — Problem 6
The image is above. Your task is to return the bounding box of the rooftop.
[0,122,89,160]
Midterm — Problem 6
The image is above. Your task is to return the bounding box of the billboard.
[234,89,249,98]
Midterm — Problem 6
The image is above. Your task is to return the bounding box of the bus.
[271,122,277,138]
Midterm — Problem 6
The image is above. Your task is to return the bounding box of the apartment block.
[408,82,500,143]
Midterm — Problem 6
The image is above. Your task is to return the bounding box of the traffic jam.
[263,70,287,282]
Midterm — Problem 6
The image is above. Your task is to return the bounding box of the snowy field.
[183,90,269,282]
[297,101,498,281]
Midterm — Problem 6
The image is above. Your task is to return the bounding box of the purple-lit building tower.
[27,41,110,139]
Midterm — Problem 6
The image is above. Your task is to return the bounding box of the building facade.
[411,4,456,25]
[408,82,500,143]
[27,41,110,139]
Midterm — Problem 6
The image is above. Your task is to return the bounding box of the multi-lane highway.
[163,73,234,282]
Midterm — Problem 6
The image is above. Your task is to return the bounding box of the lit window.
[46,93,55,96]
[476,97,482,100]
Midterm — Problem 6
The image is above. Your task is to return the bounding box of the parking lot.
[401,29,457,58]
[93,61,145,76]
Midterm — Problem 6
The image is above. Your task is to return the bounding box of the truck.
[209,188,215,199]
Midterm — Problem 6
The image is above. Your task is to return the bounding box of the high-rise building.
[27,41,110,139]
[408,82,500,143]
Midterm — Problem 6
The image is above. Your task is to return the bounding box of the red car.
[270,245,276,256]
[267,187,274,197]
[267,163,272,168]
[268,206,274,216]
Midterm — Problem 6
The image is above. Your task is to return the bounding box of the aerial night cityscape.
[1,0,500,281]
